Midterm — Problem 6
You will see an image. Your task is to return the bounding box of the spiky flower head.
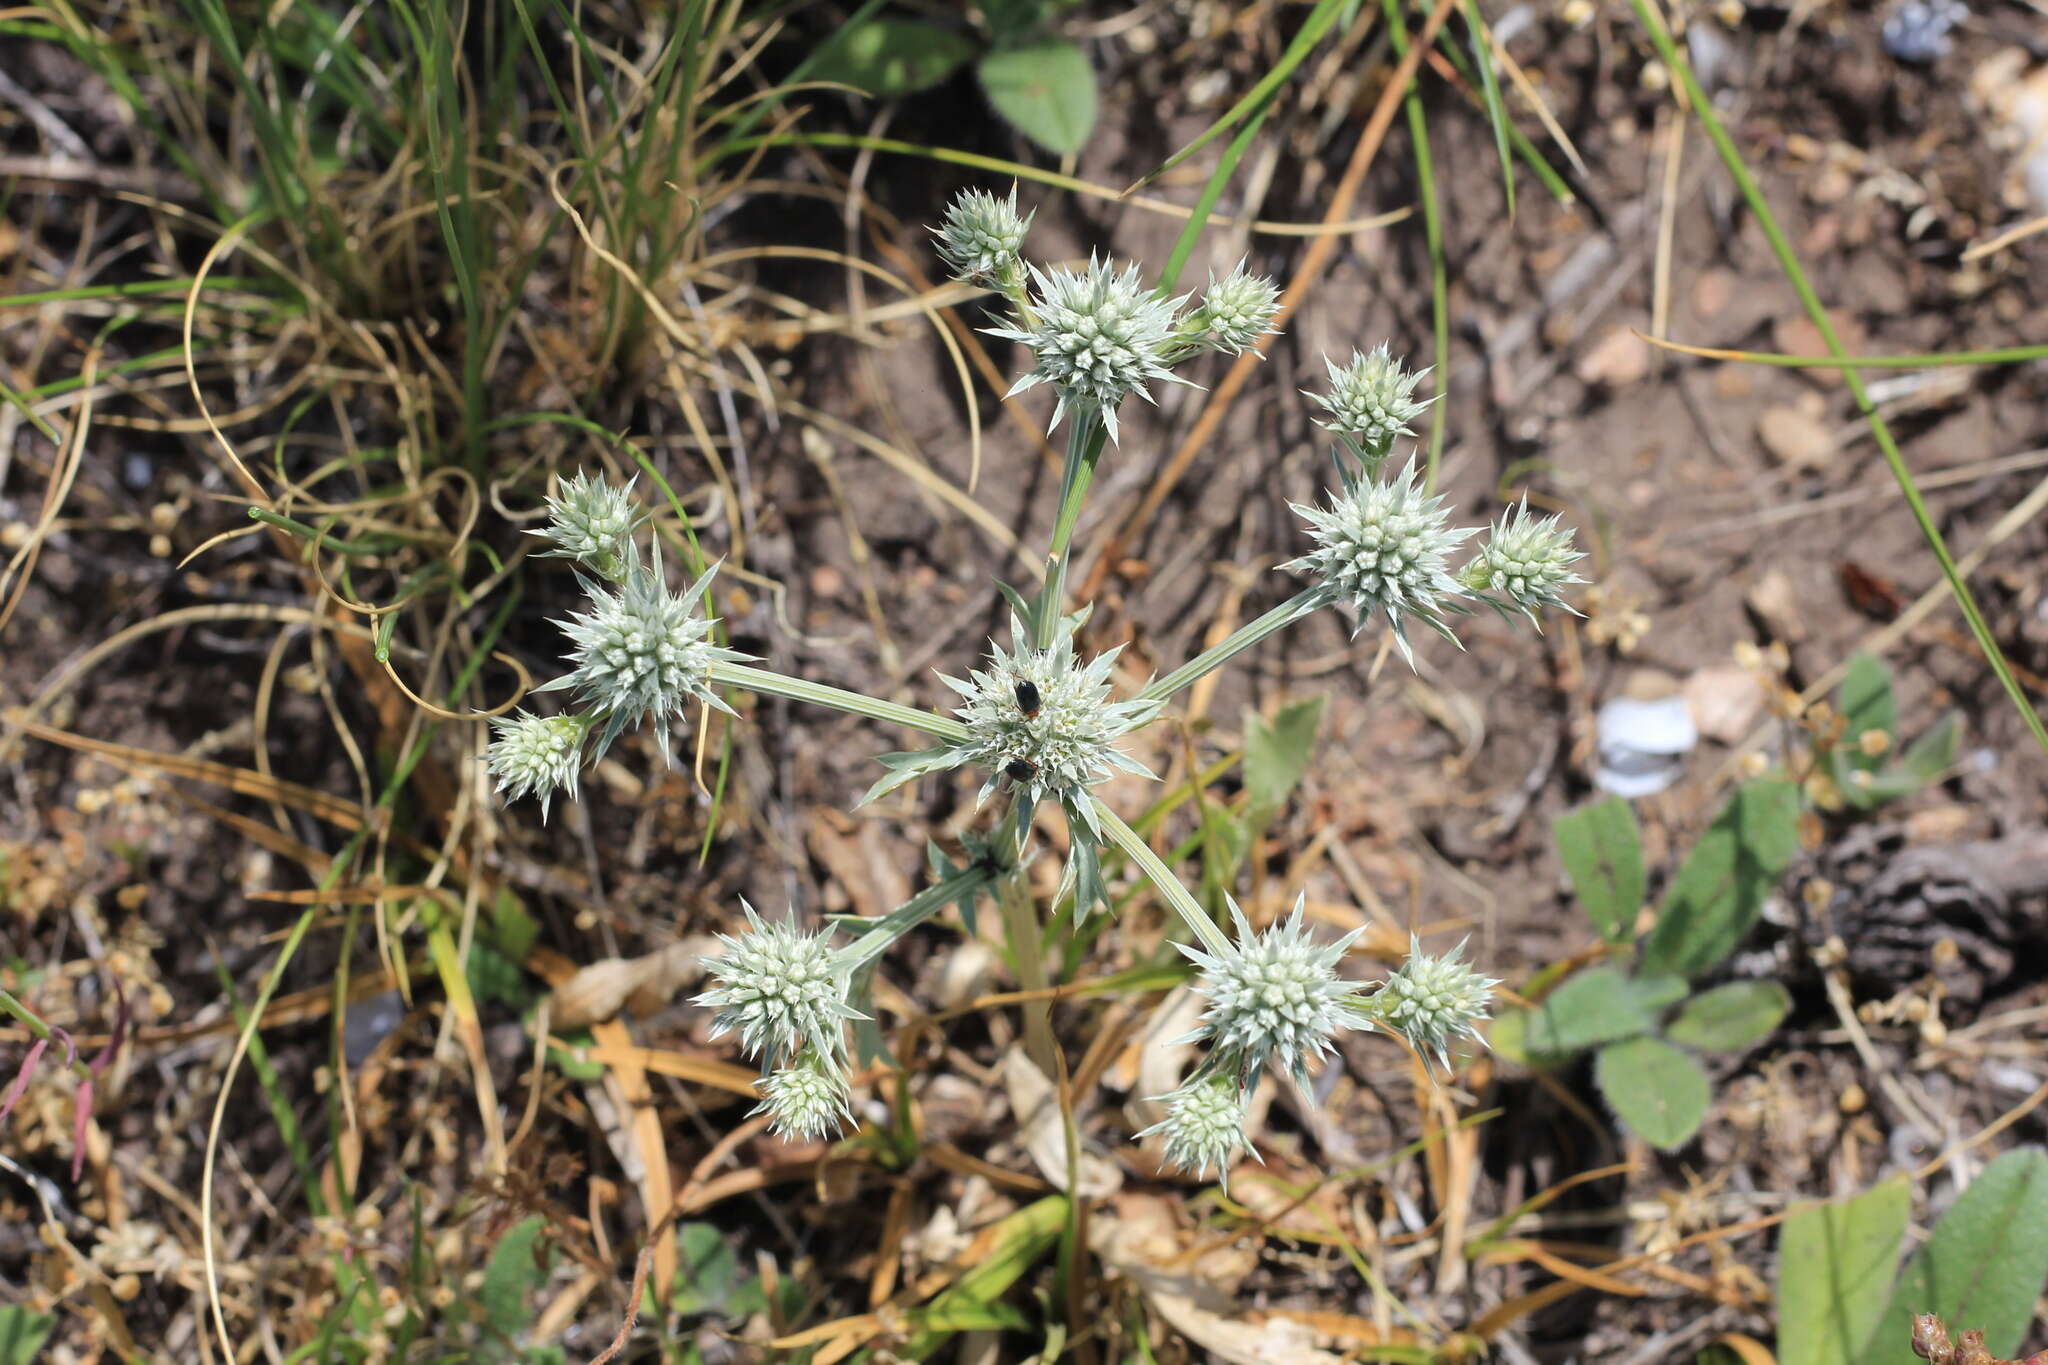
[986,257,1192,443]
[537,557,749,763]
[696,903,863,1067]
[1178,895,1366,1092]
[1194,263,1281,355]
[528,470,646,581]
[755,1046,855,1142]
[1372,937,1498,1069]
[484,710,589,820]
[1308,344,1435,453]
[1287,457,1475,667]
[935,187,1033,285]
[1138,1071,1253,1189]
[1463,498,1586,626]
[938,615,1162,813]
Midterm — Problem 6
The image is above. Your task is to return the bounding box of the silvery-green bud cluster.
[537,557,749,763]
[1137,1071,1252,1189]
[1178,896,1367,1093]
[695,902,864,1069]
[1371,937,1498,1069]
[987,257,1193,444]
[529,469,645,582]
[1463,498,1588,626]
[1287,456,1475,667]
[484,711,591,820]
[1193,262,1282,355]
[755,1046,855,1142]
[939,615,1162,811]
[1309,344,1435,458]
[935,187,1033,289]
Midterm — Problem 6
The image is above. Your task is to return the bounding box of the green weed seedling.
[1497,654,1958,1151]
[807,0,1098,156]
[1772,1148,2048,1365]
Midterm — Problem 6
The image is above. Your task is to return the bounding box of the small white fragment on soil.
[1683,664,1767,744]
[1574,325,1652,388]
[1595,694,1698,797]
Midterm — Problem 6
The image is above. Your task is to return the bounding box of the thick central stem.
[994,801,1059,1072]
[1033,415,1107,652]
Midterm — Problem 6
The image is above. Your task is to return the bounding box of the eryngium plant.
[482,187,1583,1172]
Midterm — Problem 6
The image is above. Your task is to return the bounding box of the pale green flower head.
[986,256,1193,443]
[938,614,1163,812]
[536,556,750,763]
[755,1046,854,1141]
[484,710,590,820]
[1373,936,1498,1070]
[1193,262,1281,355]
[1138,1071,1253,1189]
[695,902,865,1067]
[1178,894,1367,1092]
[1463,497,1586,626]
[1308,344,1435,454]
[1286,456,1475,667]
[935,186,1033,285]
[528,469,646,581]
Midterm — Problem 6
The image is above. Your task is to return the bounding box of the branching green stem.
[708,661,969,743]
[1139,586,1332,704]
[1091,798,1233,957]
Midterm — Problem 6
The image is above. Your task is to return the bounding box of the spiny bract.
[1465,497,1587,626]
[1138,1071,1253,1188]
[528,469,645,581]
[939,616,1162,816]
[986,256,1191,443]
[1308,344,1435,452]
[1287,457,1475,667]
[484,711,588,820]
[934,186,1033,284]
[755,1047,855,1141]
[695,903,863,1067]
[1194,262,1281,355]
[1178,895,1367,1091]
[537,558,747,762]
[1373,937,1498,1069]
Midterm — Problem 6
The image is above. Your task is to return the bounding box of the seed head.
[538,557,748,762]
[1138,1071,1252,1188]
[528,470,646,581]
[939,616,1161,809]
[935,187,1033,285]
[755,1047,855,1141]
[1287,457,1475,666]
[986,256,1192,443]
[1194,263,1280,355]
[1373,937,1498,1069]
[1178,895,1366,1091]
[1308,344,1435,453]
[696,904,863,1066]
[1463,498,1586,626]
[484,711,589,820]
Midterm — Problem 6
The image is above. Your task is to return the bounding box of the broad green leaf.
[978,42,1097,156]
[1864,1148,2048,1364]
[1595,1036,1710,1150]
[482,1216,550,1340]
[1895,713,1959,783]
[808,18,974,97]
[670,1221,740,1317]
[0,1307,53,1365]
[900,1196,1066,1355]
[1665,981,1791,1053]
[1642,780,1801,980]
[1518,966,1686,1060]
[1244,696,1328,819]
[1555,797,1646,944]
[1777,1176,1911,1365]
[1837,654,1898,769]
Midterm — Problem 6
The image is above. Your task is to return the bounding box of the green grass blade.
[1647,336,2048,368]
[1382,0,1451,484]
[1629,0,2048,756]
[1460,0,1515,219]
[1126,0,1351,192]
